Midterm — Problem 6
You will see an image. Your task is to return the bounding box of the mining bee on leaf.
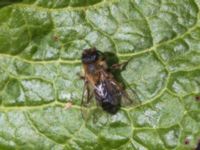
[80,48,134,115]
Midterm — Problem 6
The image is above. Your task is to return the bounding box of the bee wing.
[100,70,139,108]
[89,71,120,114]
[120,81,140,107]
[103,79,135,108]
[120,88,135,107]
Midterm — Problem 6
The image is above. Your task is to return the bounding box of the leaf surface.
[0,0,200,149]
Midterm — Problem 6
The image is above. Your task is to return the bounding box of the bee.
[81,48,132,114]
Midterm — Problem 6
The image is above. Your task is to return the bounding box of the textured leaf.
[0,0,200,150]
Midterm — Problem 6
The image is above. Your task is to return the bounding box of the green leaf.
[0,0,200,149]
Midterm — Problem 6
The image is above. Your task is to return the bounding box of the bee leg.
[85,83,93,105]
[76,72,85,80]
[81,80,93,105]
[110,61,128,70]
[80,79,89,119]
[81,80,88,105]
[81,80,94,120]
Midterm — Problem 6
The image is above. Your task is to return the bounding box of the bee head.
[82,48,100,64]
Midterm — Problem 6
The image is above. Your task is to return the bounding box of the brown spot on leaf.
[53,35,59,41]
[184,138,190,145]
[64,102,73,109]
[195,96,200,101]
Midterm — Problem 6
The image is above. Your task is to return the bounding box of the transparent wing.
[104,72,140,108]
[120,80,141,108]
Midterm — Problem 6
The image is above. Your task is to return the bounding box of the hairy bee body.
[81,48,122,114]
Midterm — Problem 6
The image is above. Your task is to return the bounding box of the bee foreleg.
[76,72,85,80]
[110,61,128,70]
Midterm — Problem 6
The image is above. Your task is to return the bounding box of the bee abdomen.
[94,82,120,114]
[101,101,119,114]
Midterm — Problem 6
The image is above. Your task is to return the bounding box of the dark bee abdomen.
[94,81,121,114]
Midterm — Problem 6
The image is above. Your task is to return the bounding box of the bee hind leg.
[81,79,93,106]
[81,80,93,120]
[85,83,93,106]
